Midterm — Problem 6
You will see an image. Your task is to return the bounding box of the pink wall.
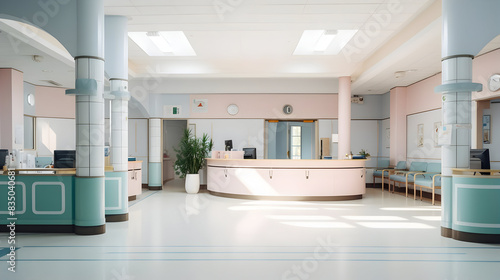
[473,48,500,100]
[190,94,338,119]
[406,73,442,115]
[0,69,24,150]
[35,86,75,118]
[390,87,407,165]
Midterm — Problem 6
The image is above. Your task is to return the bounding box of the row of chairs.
[372,160,442,205]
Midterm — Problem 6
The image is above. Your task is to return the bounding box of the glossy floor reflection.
[1,179,500,280]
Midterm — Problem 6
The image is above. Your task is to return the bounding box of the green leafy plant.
[359,149,371,158]
[174,129,213,178]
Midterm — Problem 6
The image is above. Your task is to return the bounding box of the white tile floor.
[1,179,500,280]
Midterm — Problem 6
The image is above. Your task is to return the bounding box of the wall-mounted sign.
[193,99,208,113]
[163,105,181,117]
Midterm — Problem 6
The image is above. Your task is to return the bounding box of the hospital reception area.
[1,0,500,279]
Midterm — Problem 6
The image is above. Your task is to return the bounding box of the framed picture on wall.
[188,123,196,138]
[433,121,441,147]
[483,115,490,144]
[417,124,424,147]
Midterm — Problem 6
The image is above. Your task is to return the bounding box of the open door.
[266,120,316,159]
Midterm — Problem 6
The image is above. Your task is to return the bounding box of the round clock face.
[227,104,239,115]
[488,74,500,92]
[283,104,293,115]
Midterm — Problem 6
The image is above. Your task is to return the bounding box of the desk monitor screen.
[0,149,8,167]
[243,148,256,159]
[470,149,490,171]
[225,140,233,151]
[54,150,76,168]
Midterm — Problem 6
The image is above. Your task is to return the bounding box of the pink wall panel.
[473,48,500,100]
[0,69,24,150]
[406,73,442,115]
[189,93,338,119]
[35,86,75,118]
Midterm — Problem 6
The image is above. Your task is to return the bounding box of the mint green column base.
[148,162,162,189]
[75,177,106,235]
[105,171,129,222]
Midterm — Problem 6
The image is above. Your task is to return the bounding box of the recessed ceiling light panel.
[294,29,358,55]
[129,31,196,57]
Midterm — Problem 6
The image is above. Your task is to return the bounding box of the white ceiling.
[1,0,500,95]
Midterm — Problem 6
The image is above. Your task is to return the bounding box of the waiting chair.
[389,162,427,197]
[373,160,406,191]
[413,162,441,205]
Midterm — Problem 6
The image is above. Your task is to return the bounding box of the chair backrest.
[426,162,441,173]
[395,161,406,170]
[377,158,390,169]
[409,161,427,172]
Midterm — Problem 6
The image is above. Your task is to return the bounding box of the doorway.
[266,120,316,159]
[162,120,187,182]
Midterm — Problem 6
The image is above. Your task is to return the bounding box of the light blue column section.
[74,177,105,227]
[441,176,453,229]
[105,171,128,216]
[148,162,162,187]
[451,176,500,235]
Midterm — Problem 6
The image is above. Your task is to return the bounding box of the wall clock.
[283,104,293,115]
[488,74,500,91]
[227,104,239,115]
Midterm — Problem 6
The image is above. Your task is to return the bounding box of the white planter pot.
[185,174,200,194]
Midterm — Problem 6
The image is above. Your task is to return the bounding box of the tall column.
[337,76,351,159]
[148,119,162,190]
[0,69,24,151]
[438,56,475,236]
[389,87,407,166]
[71,0,106,235]
[436,0,487,240]
[105,15,130,222]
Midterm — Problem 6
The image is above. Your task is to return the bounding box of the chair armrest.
[432,174,441,185]
[412,172,426,180]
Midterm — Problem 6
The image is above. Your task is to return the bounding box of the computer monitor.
[243,148,256,159]
[0,149,8,168]
[225,140,233,151]
[54,150,76,168]
[470,149,490,172]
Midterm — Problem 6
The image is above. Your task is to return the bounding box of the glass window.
[24,115,35,150]
[290,126,301,159]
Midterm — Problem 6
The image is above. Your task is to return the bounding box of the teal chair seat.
[373,160,405,191]
[413,162,442,205]
[389,161,427,197]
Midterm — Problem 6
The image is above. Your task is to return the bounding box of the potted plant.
[174,129,213,194]
[359,149,371,159]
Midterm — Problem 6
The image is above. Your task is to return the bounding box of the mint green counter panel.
[441,176,453,229]
[452,176,500,235]
[148,162,162,187]
[105,171,128,215]
[74,177,105,227]
[0,175,74,225]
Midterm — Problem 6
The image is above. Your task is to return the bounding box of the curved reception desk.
[442,169,500,244]
[207,159,366,201]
